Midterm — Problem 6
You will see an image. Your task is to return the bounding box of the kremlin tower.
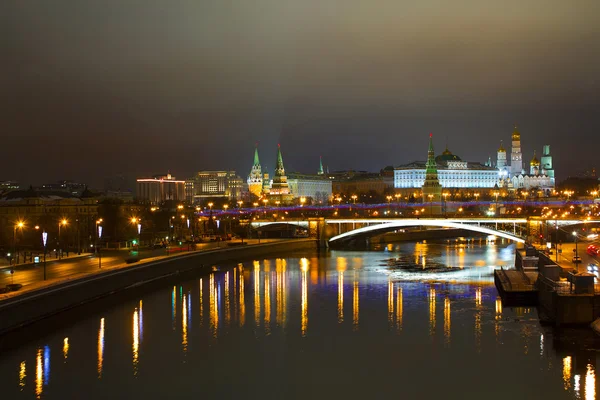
[267,144,294,204]
[530,150,540,176]
[421,133,442,215]
[247,144,263,197]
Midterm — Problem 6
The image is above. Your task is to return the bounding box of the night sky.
[1,0,599,189]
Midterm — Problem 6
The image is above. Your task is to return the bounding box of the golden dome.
[498,141,506,153]
[530,151,540,166]
[512,125,520,141]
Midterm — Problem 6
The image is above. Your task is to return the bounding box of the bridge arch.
[328,219,525,244]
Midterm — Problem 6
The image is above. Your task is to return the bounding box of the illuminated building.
[247,144,263,197]
[136,173,186,204]
[330,170,393,196]
[0,181,20,193]
[394,141,498,189]
[0,186,99,250]
[287,172,332,204]
[186,171,243,202]
[510,125,524,176]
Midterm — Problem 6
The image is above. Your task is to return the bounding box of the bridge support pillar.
[308,217,327,249]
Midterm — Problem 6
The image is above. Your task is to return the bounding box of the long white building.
[394,148,498,189]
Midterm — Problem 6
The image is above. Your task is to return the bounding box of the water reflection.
[444,297,451,345]
[63,337,69,362]
[301,259,308,336]
[98,318,105,379]
[4,243,600,400]
[19,361,25,391]
[35,349,42,399]
[133,308,139,375]
[429,287,436,336]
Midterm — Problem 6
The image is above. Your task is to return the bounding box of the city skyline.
[2,0,599,187]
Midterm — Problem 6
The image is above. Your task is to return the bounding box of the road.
[0,239,276,289]
[0,240,254,288]
[551,242,599,273]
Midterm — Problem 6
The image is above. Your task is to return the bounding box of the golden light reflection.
[199,278,204,326]
[353,279,359,331]
[19,361,26,391]
[475,311,482,352]
[444,297,451,345]
[63,337,69,362]
[254,261,260,328]
[575,375,581,399]
[301,266,308,336]
[139,300,143,344]
[182,292,188,354]
[172,285,176,330]
[98,318,105,379]
[133,309,139,375]
[585,364,595,400]
[338,271,344,323]
[396,287,403,332]
[210,273,219,338]
[475,287,482,308]
[495,297,502,315]
[35,349,42,399]
[563,356,572,390]
[225,271,231,326]
[239,269,245,327]
[388,281,394,326]
[300,257,309,272]
[429,287,436,336]
[264,271,271,334]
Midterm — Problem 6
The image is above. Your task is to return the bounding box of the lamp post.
[58,219,68,260]
[572,231,579,269]
[97,224,103,269]
[223,204,229,239]
[442,192,449,217]
[131,217,141,254]
[95,218,103,254]
[13,221,24,265]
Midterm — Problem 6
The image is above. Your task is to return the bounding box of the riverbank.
[0,239,317,339]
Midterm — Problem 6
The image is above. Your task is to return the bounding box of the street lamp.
[573,231,579,267]
[12,221,24,265]
[442,192,449,217]
[131,217,141,254]
[95,218,103,254]
[58,219,68,259]
[97,223,103,269]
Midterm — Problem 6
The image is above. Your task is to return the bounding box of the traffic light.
[132,239,137,245]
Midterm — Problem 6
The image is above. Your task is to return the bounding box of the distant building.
[0,187,100,252]
[287,172,332,204]
[136,174,186,204]
[39,180,87,197]
[330,170,393,196]
[421,134,442,214]
[0,181,20,193]
[187,171,243,202]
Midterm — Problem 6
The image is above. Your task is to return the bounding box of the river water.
[0,238,598,399]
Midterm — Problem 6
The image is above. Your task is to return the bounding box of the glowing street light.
[58,219,68,259]
[12,221,25,266]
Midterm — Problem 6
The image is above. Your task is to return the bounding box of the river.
[0,238,598,399]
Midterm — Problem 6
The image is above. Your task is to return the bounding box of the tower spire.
[253,142,260,166]
[318,156,324,175]
[275,143,285,175]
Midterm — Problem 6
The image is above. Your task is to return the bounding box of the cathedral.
[496,125,555,192]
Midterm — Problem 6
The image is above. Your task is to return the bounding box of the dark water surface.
[1,239,598,399]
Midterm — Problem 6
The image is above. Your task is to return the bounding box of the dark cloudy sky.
[1,0,599,189]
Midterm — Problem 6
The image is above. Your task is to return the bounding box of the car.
[587,245,599,256]
[572,255,582,263]
[587,263,599,272]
